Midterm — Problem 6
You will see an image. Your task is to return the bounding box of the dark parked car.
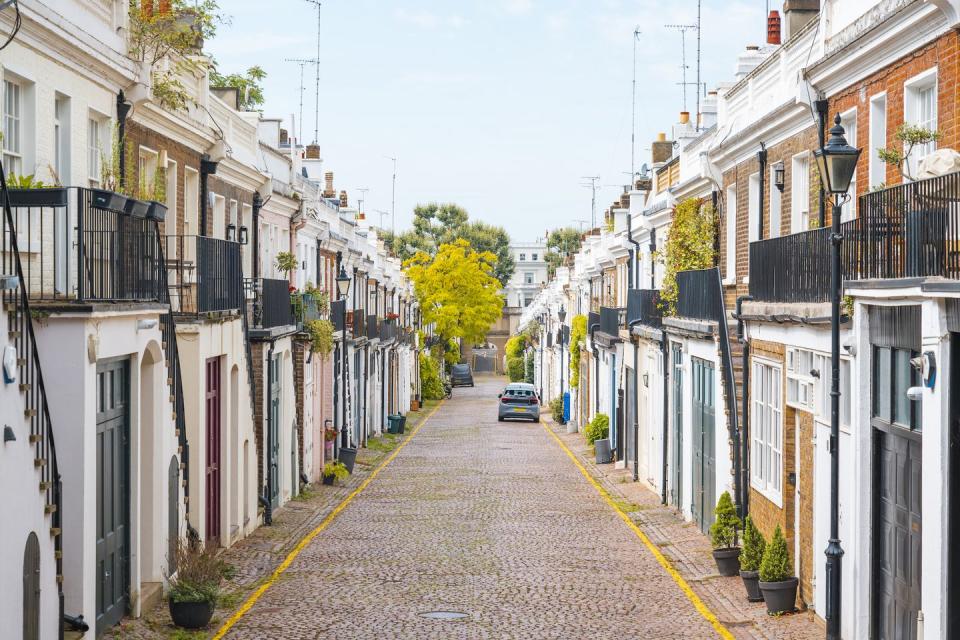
[451,363,474,387]
[497,383,540,422]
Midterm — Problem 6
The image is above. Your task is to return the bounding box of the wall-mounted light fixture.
[238,226,249,245]
[774,162,786,192]
[226,223,237,242]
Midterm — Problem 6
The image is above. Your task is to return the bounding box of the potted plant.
[321,461,349,486]
[125,196,150,218]
[166,539,221,629]
[739,516,766,602]
[709,491,741,577]
[146,165,167,220]
[6,174,69,208]
[758,524,798,615]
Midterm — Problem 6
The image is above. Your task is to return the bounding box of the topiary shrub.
[584,413,609,445]
[709,491,740,549]
[549,397,564,423]
[739,516,766,572]
[759,525,793,582]
[506,356,525,382]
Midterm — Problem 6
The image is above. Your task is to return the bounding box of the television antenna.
[373,209,390,230]
[665,19,700,118]
[579,176,600,229]
[385,156,397,235]
[631,27,642,181]
[285,57,319,144]
[573,219,590,233]
[303,0,322,144]
[356,187,369,215]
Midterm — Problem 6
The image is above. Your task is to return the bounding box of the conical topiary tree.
[739,516,766,572]
[759,524,793,582]
[709,491,740,549]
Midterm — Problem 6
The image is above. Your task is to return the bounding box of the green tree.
[544,228,583,278]
[209,64,267,111]
[660,197,715,315]
[877,123,943,182]
[404,239,504,346]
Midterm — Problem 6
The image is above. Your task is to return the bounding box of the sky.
[206,0,765,242]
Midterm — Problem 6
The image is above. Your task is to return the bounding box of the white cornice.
[709,102,813,169]
[132,104,216,153]
[217,157,269,194]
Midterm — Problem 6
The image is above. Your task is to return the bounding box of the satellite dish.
[640,163,650,178]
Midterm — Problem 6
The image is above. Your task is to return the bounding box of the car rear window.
[453,364,470,372]
[505,389,532,397]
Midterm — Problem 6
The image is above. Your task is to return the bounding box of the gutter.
[661,331,669,505]
[263,338,277,524]
[757,144,767,240]
[589,319,600,415]
[815,99,829,228]
[626,213,641,289]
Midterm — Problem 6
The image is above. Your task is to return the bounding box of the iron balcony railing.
[164,235,242,315]
[381,321,399,342]
[587,311,600,333]
[5,187,165,303]
[245,277,295,329]
[599,306,623,335]
[627,288,663,328]
[366,314,380,340]
[352,309,366,338]
[748,226,835,303]
[331,299,346,332]
[675,268,723,322]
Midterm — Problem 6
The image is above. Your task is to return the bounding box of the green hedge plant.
[584,413,609,445]
[759,525,793,583]
[709,491,740,549]
[549,397,564,423]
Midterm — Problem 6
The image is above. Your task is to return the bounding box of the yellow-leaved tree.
[404,239,504,345]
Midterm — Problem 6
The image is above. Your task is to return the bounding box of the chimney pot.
[767,10,782,45]
[339,190,348,208]
[657,132,666,142]
[305,143,321,160]
[679,111,690,125]
[323,172,335,198]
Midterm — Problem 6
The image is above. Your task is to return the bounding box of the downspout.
[815,99,829,228]
[626,213,641,290]
[627,320,644,482]
[116,92,131,191]
[736,295,754,519]
[649,229,657,289]
[262,339,276,525]
[661,331,669,505]
[199,154,218,236]
[252,191,262,281]
[711,190,720,268]
[757,144,767,240]
[589,321,600,414]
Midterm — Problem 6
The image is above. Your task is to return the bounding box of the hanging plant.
[304,319,334,358]
[659,197,715,315]
[569,314,587,388]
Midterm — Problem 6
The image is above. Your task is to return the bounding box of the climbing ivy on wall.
[568,314,587,388]
[659,197,715,315]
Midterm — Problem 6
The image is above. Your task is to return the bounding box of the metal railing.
[1,164,63,589]
[599,306,623,335]
[331,299,346,332]
[676,268,723,321]
[7,188,165,303]
[366,314,379,340]
[246,277,295,329]
[352,309,366,338]
[627,288,663,328]
[164,235,242,315]
[749,226,835,303]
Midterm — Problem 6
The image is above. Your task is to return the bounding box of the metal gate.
[96,358,130,634]
[205,357,222,542]
[22,532,40,640]
[269,354,281,508]
[691,357,716,535]
[671,345,683,509]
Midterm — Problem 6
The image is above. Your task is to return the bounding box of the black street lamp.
[336,265,351,450]
[558,305,566,424]
[813,113,861,640]
[537,313,545,402]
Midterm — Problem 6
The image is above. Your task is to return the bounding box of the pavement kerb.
[211,400,445,640]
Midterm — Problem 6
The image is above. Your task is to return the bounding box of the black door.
[873,344,922,640]
[671,345,683,509]
[22,532,40,640]
[269,354,280,508]
[692,357,716,535]
[96,358,130,634]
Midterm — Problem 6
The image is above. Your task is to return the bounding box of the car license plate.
[514,407,527,412]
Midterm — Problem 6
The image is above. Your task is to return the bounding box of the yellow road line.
[213,401,444,639]
[539,420,736,640]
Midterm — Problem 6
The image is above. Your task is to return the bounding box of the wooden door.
[96,358,130,634]
[692,357,716,535]
[269,354,280,507]
[205,357,222,543]
[671,345,683,509]
[22,532,40,640]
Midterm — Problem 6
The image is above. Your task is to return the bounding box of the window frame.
[903,67,938,180]
[790,153,810,234]
[839,108,858,222]
[868,92,887,189]
[3,77,23,176]
[751,356,783,506]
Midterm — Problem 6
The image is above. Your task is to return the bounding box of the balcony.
[675,268,722,322]
[366,314,380,340]
[246,278,295,330]
[599,306,623,336]
[381,320,399,342]
[627,289,663,328]
[164,235,242,315]
[331,299,346,332]
[5,187,165,304]
[587,311,600,334]
[749,227,832,303]
[351,309,366,338]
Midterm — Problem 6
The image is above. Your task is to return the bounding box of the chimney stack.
[305,143,321,160]
[339,190,348,208]
[767,10,782,45]
[279,128,289,145]
[783,0,819,41]
[651,133,673,164]
[323,172,335,198]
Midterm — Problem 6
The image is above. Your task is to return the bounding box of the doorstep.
[542,415,823,640]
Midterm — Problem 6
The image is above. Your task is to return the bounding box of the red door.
[205,357,222,543]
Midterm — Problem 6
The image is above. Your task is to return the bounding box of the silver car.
[497,383,541,422]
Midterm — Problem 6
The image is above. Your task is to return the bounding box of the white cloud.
[394,8,468,30]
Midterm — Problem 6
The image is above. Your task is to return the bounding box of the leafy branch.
[877,123,942,182]
[659,197,715,315]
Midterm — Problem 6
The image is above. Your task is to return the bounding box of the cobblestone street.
[221,376,725,639]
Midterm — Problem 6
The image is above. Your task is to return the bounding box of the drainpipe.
[711,190,720,268]
[116,92,132,191]
[252,191,263,281]
[661,332,669,505]
[757,144,767,240]
[735,295,754,519]
[815,98,829,228]
[626,213,641,290]
[589,321,600,414]
[628,319,644,482]
[199,154,218,236]
[649,229,657,289]
[263,339,276,525]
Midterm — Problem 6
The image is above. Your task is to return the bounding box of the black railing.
[627,289,663,327]
[599,306,622,335]
[246,278,295,329]
[164,235,242,314]
[331,299,346,332]
[676,268,723,322]
[7,188,164,303]
[367,314,379,340]
[749,226,833,303]
[1,165,63,588]
[352,309,366,337]
[381,321,399,342]
[587,311,600,333]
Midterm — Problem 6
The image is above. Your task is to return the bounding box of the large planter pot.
[125,198,150,218]
[322,473,335,486]
[169,599,214,629]
[89,188,128,213]
[712,547,741,577]
[740,569,764,602]
[594,438,613,464]
[146,201,167,221]
[759,577,799,615]
[339,446,357,474]
[7,188,69,208]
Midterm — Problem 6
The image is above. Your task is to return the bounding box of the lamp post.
[336,265,351,451]
[538,313,545,402]
[558,305,567,424]
[813,114,861,640]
